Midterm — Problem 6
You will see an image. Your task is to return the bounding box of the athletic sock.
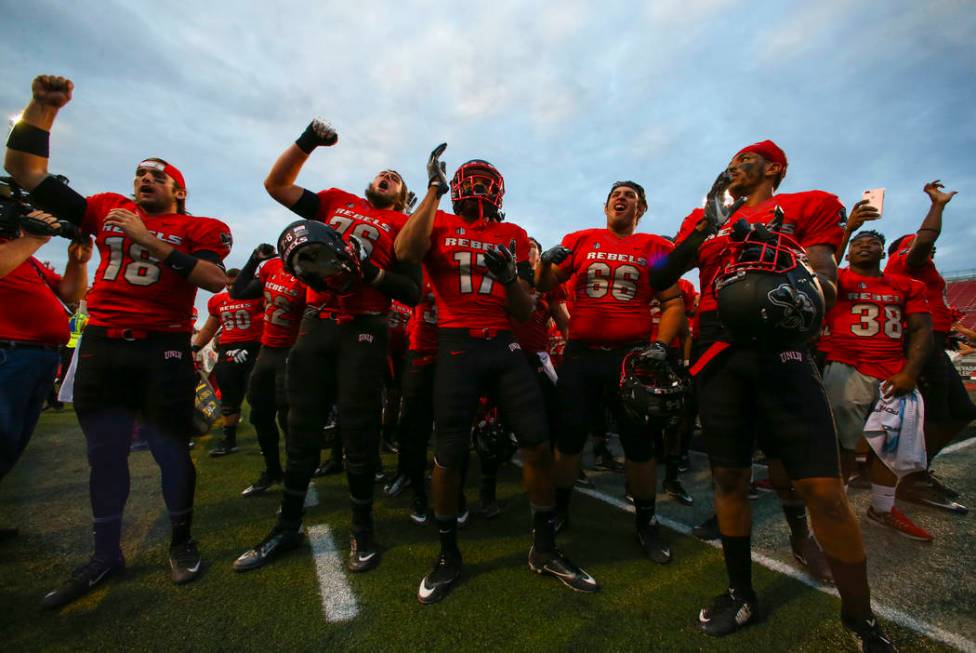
[221,424,237,445]
[531,505,556,553]
[92,517,123,561]
[781,499,810,542]
[634,497,657,531]
[826,555,872,622]
[665,454,681,482]
[170,511,192,546]
[720,535,753,595]
[435,515,459,556]
[870,484,896,514]
[555,486,572,514]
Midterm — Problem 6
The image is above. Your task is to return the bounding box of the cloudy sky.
[3,0,975,317]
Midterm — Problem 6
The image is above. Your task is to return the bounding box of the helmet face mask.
[472,412,518,466]
[450,160,505,219]
[277,219,358,293]
[618,349,686,426]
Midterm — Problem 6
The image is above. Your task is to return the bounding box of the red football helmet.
[450,159,505,219]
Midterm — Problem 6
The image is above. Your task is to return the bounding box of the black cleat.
[384,473,411,498]
[410,497,430,525]
[528,546,599,593]
[169,540,203,585]
[637,520,672,564]
[347,530,380,573]
[314,458,344,477]
[233,526,303,572]
[209,439,239,457]
[457,506,470,529]
[417,551,462,604]
[843,615,898,652]
[575,469,595,489]
[242,472,282,497]
[897,481,968,514]
[699,588,760,637]
[692,514,720,541]
[480,501,502,519]
[791,535,834,585]
[41,555,124,609]
[663,479,694,506]
[678,453,690,473]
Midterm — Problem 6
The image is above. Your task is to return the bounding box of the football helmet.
[472,407,518,465]
[619,347,686,426]
[277,219,359,293]
[450,160,505,220]
[714,218,825,345]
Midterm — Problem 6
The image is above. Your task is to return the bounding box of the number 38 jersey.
[425,211,531,331]
[823,268,929,380]
[257,257,306,348]
[81,193,232,333]
[206,291,264,344]
[558,228,674,345]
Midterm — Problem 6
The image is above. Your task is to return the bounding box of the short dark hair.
[527,237,541,251]
[850,230,885,247]
[226,268,241,278]
[888,234,913,256]
[606,181,647,209]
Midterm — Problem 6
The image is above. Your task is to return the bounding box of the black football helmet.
[714,218,825,345]
[618,348,686,426]
[472,409,518,466]
[277,219,359,293]
[451,159,505,220]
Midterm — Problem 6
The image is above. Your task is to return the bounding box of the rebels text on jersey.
[258,257,306,348]
[558,229,674,345]
[425,211,531,331]
[824,268,929,380]
[676,191,845,314]
[81,193,232,332]
[885,236,953,333]
[207,291,264,345]
[307,188,407,316]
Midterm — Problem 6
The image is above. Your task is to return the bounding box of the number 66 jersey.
[558,229,674,345]
[823,267,929,379]
[82,193,232,332]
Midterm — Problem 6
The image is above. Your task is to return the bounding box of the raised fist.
[427,143,449,197]
[252,243,277,261]
[540,245,571,266]
[295,119,338,153]
[32,75,74,108]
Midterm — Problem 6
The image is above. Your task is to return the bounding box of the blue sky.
[3,0,975,318]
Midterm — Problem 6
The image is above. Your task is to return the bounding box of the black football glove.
[540,244,571,266]
[427,143,449,197]
[295,119,339,154]
[404,190,418,215]
[484,241,517,286]
[702,170,746,235]
[251,243,277,261]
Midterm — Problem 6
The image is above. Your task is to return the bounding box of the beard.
[365,186,396,210]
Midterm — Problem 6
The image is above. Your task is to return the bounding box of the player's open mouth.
[378,180,389,190]
[614,202,627,211]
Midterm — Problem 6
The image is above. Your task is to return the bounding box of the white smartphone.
[861,187,885,216]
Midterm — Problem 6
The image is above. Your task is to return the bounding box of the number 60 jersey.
[558,229,674,345]
[82,193,232,333]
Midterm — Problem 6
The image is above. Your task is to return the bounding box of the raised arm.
[4,75,73,191]
[906,180,957,268]
[264,120,338,218]
[394,144,447,264]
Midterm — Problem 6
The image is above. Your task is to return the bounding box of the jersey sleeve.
[905,279,931,316]
[675,208,704,243]
[314,188,348,222]
[207,293,221,317]
[187,217,233,260]
[798,191,845,252]
[559,230,587,275]
[80,192,126,237]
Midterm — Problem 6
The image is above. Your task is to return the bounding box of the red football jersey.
[257,258,306,348]
[425,211,531,331]
[81,193,232,332]
[512,286,565,353]
[825,268,929,379]
[207,291,264,344]
[557,228,674,345]
[649,278,697,345]
[0,249,68,345]
[306,188,407,317]
[884,236,953,333]
[676,191,845,315]
[408,276,438,354]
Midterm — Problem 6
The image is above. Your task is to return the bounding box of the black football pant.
[397,351,436,500]
[247,345,290,478]
[73,328,197,559]
[214,341,259,417]
[281,314,387,531]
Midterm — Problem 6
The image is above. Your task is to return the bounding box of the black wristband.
[6,122,50,158]
[295,124,320,155]
[163,249,199,278]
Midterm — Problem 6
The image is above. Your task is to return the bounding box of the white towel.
[863,389,927,478]
[537,351,558,385]
[57,338,80,403]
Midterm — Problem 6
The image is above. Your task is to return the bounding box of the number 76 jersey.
[425,210,531,331]
[82,193,232,333]
[559,228,674,345]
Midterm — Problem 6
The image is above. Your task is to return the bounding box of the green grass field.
[0,409,961,652]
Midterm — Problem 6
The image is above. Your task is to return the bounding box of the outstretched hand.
[924,179,957,205]
[702,171,745,234]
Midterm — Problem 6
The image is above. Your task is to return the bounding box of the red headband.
[734,140,788,170]
[138,158,186,189]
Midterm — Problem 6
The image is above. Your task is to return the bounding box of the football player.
[5,75,231,608]
[232,120,420,574]
[822,229,934,540]
[229,243,306,497]
[884,181,972,513]
[536,181,686,563]
[192,268,265,456]
[653,140,894,649]
[396,144,598,604]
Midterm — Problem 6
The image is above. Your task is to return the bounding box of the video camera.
[0,175,81,241]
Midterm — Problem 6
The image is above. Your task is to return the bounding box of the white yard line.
[304,483,319,508]
[307,524,359,623]
[941,435,976,457]
[574,484,976,652]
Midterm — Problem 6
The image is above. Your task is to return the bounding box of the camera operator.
[0,195,91,541]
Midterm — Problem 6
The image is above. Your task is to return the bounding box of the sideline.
[307,524,359,622]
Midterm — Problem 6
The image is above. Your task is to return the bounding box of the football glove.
[252,243,277,261]
[540,244,571,266]
[484,241,517,286]
[702,170,746,235]
[427,143,449,197]
[296,119,338,153]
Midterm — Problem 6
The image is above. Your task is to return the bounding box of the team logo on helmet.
[767,282,819,332]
